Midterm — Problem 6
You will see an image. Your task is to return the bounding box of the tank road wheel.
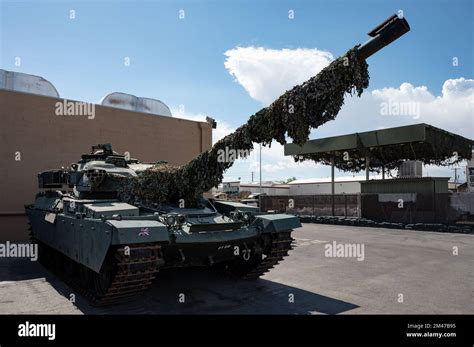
[78,264,93,289]
[87,243,165,305]
[62,256,78,280]
[28,241,165,305]
[92,260,116,298]
[35,240,55,270]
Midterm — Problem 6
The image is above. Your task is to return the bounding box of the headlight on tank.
[165,214,176,226]
[230,211,241,221]
[177,214,187,225]
[230,211,251,224]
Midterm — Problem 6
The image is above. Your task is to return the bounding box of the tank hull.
[26,198,300,305]
[27,204,300,272]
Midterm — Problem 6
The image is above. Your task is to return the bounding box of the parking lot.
[0,223,472,314]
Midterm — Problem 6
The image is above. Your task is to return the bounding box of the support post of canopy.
[365,155,370,181]
[331,157,335,216]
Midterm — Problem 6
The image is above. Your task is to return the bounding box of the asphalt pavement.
[0,223,472,314]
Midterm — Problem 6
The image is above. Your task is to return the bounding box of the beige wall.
[0,90,212,241]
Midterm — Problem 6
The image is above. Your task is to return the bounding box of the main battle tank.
[26,14,410,305]
[26,144,300,305]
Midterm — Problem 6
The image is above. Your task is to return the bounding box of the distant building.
[217,181,290,196]
[287,175,384,195]
[218,176,392,196]
[240,182,290,196]
[466,150,474,193]
[222,181,240,195]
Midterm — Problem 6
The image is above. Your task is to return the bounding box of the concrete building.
[466,150,474,193]
[217,181,290,196]
[288,175,383,195]
[221,181,240,195]
[239,182,290,196]
[0,70,212,241]
[217,176,389,197]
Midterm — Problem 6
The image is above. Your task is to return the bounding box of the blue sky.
[1,0,473,182]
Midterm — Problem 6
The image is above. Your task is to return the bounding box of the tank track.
[241,230,296,280]
[29,224,164,306]
[90,243,164,305]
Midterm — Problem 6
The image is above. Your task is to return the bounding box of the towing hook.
[243,243,251,261]
[179,249,186,262]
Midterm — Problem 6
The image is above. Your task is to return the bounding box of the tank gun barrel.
[357,14,410,60]
[119,13,411,206]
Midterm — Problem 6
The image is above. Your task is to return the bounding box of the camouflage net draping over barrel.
[118,46,370,206]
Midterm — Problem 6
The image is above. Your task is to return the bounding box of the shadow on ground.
[0,258,358,315]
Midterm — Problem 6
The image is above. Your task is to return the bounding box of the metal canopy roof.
[284,123,473,172]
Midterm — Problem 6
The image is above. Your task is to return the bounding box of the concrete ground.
[0,223,472,314]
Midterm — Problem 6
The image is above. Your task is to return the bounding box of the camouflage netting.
[294,128,473,173]
[117,46,370,206]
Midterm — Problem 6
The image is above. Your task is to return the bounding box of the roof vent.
[399,160,423,178]
[0,69,59,97]
[100,92,172,117]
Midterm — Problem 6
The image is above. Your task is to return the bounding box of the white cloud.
[248,142,318,174]
[369,77,474,138]
[372,82,434,103]
[170,107,318,181]
[223,44,473,140]
[442,77,474,97]
[177,49,474,183]
[171,108,235,144]
[218,140,325,183]
[224,46,333,105]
